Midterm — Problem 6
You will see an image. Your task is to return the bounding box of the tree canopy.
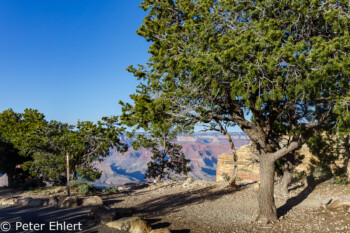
[0,109,127,185]
[129,0,350,223]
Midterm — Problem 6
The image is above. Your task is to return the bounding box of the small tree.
[0,109,128,183]
[134,133,190,182]
[120,93,191,182]
[0,109,46,186]
[24,117,128,181]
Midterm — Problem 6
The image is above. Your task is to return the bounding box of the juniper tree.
[0,109,127,182]
[0,109,46,186]
[0,139,28,187]
[128,0,350,222]
[23,117,128,181]
[133,133,191,182]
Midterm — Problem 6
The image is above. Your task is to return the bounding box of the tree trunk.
[156,175,162,183]
[256,157,278,223]
[276,161,293,195]
[223,130,238,188]
[7,172,14,188]
[343,135,350,182]
[229,157,238,187]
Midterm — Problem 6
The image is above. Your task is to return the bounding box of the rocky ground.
[0,180,349,232]
[104,180,350,233]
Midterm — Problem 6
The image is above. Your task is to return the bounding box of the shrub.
[102,187,118,194]
[222,173,231,183]
[222,173,242,183]
[70,177,94,195]
[294,171,307,181]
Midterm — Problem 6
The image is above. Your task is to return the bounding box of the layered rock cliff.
[94,132,250,187]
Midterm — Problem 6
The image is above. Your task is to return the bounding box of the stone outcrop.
[60,196,78,208]
[129,220,151,233]
[0,197,17,207]
[216,141,347,183]
[17,197,44,207]
[216,142,260,183]
[43,196,59,207]
[81,196,103,206]
[106,217,143,231]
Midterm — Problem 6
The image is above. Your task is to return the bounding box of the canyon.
[93,132,250,187]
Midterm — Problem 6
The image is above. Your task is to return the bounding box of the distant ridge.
[94,132,250,187]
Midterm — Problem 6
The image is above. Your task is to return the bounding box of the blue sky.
[0,1,149,124]
[0,1,243,132]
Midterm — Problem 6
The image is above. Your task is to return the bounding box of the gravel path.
[107,181,350,233]
[0,181,349,232]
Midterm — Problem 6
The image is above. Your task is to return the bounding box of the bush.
[311,166,332,180]
[222,173,242,183]
[222,173,231,183]
[102,187,118,194]
[294,171,307,180]
[70,177,94,195]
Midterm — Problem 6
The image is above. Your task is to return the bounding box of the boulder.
[129,220,151,233]
[43,196,58,207]
[150,229,171,233]
[0,197,17,207]
[106,217,142,231]
[81,196,103,206]
[89,205,109,217]
[17,197,44,207]
[60,196,78,208]
[94,211,119,224]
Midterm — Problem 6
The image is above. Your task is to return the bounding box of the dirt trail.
[0,181,349,232]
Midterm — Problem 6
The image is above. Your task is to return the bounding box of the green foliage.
[131,0,349,152]
[307,131,349,181]
[70,177,94,195]
[147,141,190,181]
[0,109,45,186]
[222,173,242,183]
[275,152,305,177]
[332,176,348,185]
[222,173,231,183]
[130,0,350,219]
[0,109,128,183]
[102,186,118,194]
[120,78,191,182]
[294,171,307,181]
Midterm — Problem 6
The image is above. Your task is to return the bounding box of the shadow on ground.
[277,176,328,217]
[135,185,247,217]
[0,206,101,233]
